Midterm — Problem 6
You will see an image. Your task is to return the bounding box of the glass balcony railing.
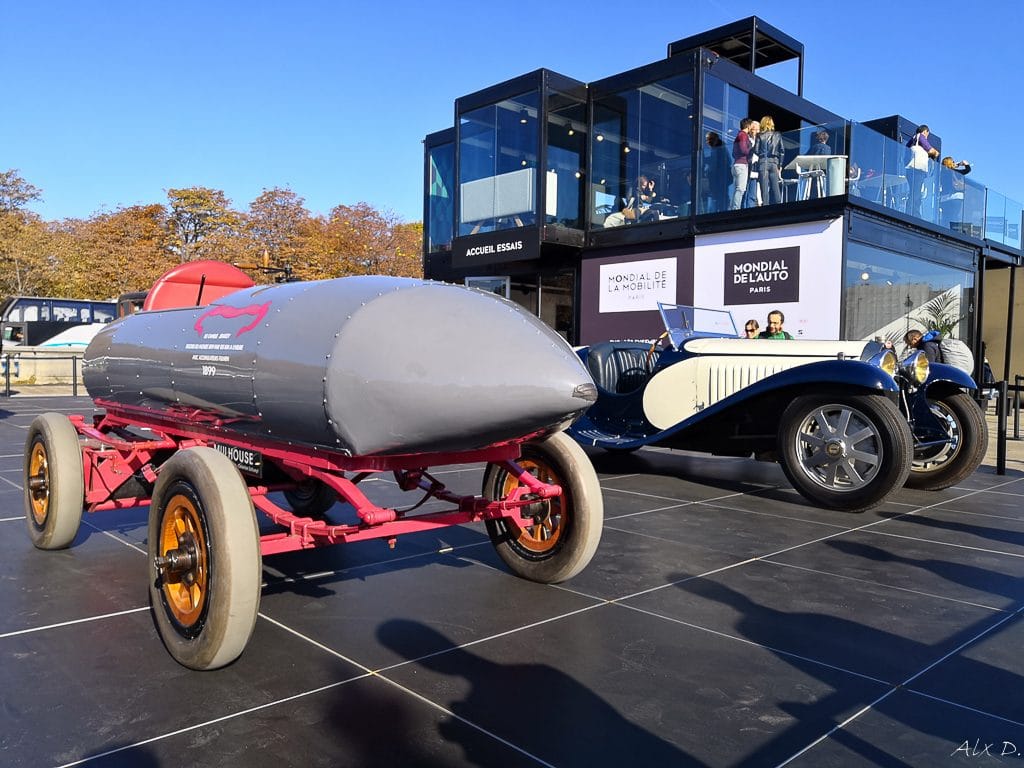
[848,122,1022,248]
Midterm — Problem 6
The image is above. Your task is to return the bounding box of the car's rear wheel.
[284,479,336,518]
[483,432,603,583]
[778,394,912,512]
[905,392,987,490]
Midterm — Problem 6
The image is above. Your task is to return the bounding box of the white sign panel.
[693,219,844,339]
[599,257,677,313]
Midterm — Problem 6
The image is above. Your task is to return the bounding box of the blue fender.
[906,362,977,444]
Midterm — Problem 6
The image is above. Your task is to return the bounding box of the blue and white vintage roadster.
[568,305,987,512]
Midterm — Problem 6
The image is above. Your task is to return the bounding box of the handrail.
[2,352,81,397]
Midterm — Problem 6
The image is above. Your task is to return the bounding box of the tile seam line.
[761,559,1008,613]
[259,612,561,767]
[774,603,1024,767]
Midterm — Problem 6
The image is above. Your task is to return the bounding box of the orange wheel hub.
[28,442,50,526]
[157,493,209,628]
[500,458,566,554]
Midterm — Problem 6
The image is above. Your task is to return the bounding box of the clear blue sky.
[4,0,1021,224]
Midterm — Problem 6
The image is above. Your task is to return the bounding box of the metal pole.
[1005,264,1017,383]
[997,380,1008,476]
[1015,374,1022,441]
[2,354,9,397]
[72,356,79,397]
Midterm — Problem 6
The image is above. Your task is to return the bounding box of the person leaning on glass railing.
[939,156,972,227]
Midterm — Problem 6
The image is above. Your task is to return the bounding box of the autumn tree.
[0,169,42,214]
[166,187,240,262]
[313,203,422,278]
[247,187,309,273]
[67,205,176,297]
[0,170,45,295]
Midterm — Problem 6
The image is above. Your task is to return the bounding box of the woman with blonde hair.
[753,115,785,205]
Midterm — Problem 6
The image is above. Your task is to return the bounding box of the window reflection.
[427,141,454,253]
[844,242,974,345]
[546,94,586,230]
[459,91,541,236]
[590,70,695,230]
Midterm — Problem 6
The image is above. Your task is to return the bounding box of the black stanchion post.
[997,380,1008,476]
[1015,374,1022,441]
[72,356,78,397]
[3,354,9,397]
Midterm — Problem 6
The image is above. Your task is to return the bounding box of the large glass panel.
[539,271,575,341]
[744,121,849,208]
[699,75,747,214]
[590,69,694,230]
[546,94,586,230]
[849,123,938,225]
[458,90,541,236]
[844,242,974,347]
[984,189,1022,248]
[427,141,454,253]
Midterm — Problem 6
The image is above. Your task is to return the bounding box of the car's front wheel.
[482,432,603,583]
[778,394,912,512]
[905,392,988,490]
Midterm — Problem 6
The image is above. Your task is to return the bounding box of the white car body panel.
[643,338,870,430]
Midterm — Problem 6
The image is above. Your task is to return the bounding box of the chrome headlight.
[866,348,898,378]
[900,350,929,384]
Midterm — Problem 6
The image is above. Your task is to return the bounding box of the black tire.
[24,412,84,550]
[148,448,261,670]
[905,392,988,490]
[483,432,603,583]
[283,479,336,518]
[778,394,912,512]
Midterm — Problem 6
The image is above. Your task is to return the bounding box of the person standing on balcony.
[745,119,762,207]
[731,118,754,210]
[754,116,785,206]
[905,124,940,218]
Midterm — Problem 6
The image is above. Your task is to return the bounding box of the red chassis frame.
[74,401,562,557]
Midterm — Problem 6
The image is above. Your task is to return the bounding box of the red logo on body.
[194,302,271,337]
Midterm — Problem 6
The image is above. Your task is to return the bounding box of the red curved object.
[142,260,255,312]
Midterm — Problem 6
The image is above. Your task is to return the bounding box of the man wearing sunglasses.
[758,310,793,340]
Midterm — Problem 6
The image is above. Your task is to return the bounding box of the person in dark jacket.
[903,328,941,363]
[731,118,754,210]
[808,129,832,155]
[754,115,785,205]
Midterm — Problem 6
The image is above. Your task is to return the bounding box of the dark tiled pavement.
[2,396,1024,767]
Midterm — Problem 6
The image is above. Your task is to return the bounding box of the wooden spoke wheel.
[148,448,261,670]
[483,432,602,583]
[24,412,84,550]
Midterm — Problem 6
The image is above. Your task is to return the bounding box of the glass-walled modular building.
[423,17,1022,378]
